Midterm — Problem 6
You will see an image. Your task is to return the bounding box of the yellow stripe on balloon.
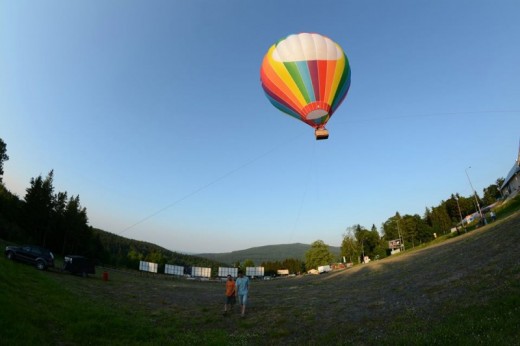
[327,48,346,106]
[262,56,303,113]
[267,46,307,107]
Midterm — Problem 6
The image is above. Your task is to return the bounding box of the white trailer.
[164,264,184,276]
[139,261,158,273]
[191,266,211,278]
[218,267,238,277]
[246,266,264,277]
[318,265,331,274]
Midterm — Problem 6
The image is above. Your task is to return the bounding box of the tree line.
[0,137,506,273]
[337,180,504,265]
[301,179,504,270]
[0,138,226,272]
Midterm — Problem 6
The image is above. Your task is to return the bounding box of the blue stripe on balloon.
[264,93,302,121]
[262,85,301,118]
[331,67,351,114]
[296,61,315,102]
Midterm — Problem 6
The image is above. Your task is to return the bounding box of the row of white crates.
[138,261,265,278]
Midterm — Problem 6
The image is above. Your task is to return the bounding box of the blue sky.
[1,1,519,253]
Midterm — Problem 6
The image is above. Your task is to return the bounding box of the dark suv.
[5,245,55,270]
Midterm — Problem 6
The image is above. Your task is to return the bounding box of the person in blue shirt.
[235,270,249,317]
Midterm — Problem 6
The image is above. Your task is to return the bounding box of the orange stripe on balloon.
[261,57,305,114]
[261,67,303,115]
[322,60,337,106]
[261,68,303,115]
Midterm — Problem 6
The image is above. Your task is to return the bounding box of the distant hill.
[91,228,227,270]
[196,243,341,265]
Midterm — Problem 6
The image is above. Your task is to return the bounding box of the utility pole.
[465,166,484,221]
[455,195,466,233]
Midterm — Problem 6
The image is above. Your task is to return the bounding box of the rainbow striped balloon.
[260,33,351,131]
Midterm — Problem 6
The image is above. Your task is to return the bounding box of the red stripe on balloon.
[307,60,320,101]
[317,60,328,103]
[260,68,303,115]
[301,101,330,118]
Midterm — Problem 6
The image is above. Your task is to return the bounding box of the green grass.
[2,212,520,346]
[0,259,228,345]
[381,289,520,345]
[495,194,520,219]
[2,257,518,345]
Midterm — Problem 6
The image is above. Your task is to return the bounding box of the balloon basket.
[315,128,329,140]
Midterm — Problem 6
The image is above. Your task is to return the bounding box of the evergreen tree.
[62,195,89,255]
[0,138,8,183]
[23,171,55,247]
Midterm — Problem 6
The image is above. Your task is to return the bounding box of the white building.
[500,142,520,199]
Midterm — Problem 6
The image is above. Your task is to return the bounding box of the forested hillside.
[0,173,225,273]
[197,243,341,265]
[92,228,227,273]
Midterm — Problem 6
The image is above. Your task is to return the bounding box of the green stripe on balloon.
[283,61,311,104]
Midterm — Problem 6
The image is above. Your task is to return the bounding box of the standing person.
[235,270,249,317]
[223,274,236,316]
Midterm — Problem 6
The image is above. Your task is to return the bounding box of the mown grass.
[0,259,229,345]
[2,209,520,345]
[2,257,519,345]
[381,288,520,345]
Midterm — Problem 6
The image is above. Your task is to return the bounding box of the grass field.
[1,212,520,345]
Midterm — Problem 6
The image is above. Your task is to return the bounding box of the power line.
[118,109,520,236]
[335,109,520,124]
[288,139,316,242]
[118,133,304,235]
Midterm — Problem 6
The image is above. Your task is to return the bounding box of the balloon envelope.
[260,33,351,130]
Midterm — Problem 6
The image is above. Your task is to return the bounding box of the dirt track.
[50,212,520,343]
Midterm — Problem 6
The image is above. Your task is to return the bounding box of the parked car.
[63,255,95,277]
[5,245,55,270]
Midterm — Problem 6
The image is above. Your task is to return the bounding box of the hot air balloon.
[260,33,351,140]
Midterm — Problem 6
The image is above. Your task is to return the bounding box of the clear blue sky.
[1,1,519,253]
